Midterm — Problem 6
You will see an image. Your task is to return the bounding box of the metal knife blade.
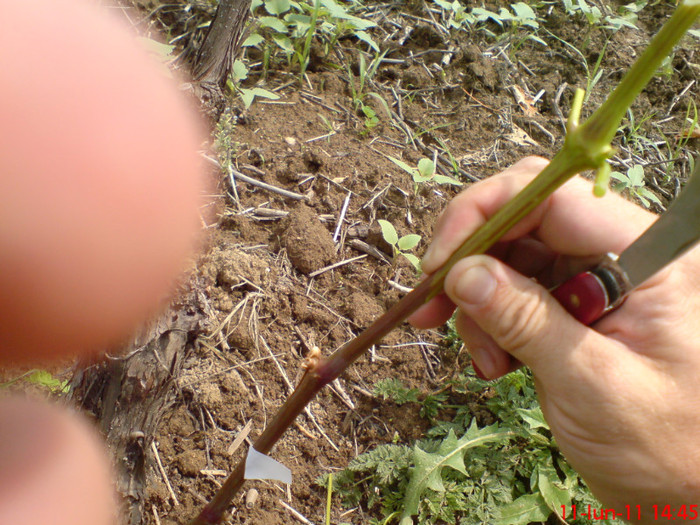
[552,160,700,325]
[619,164,700,287]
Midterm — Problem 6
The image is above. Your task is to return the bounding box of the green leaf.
[259,16,289,32]
[432,174,463,186]
[401,253,422,271]
[239,88,280,108]
[240,89,256,108]
[265,0,291,15]
[285,13,312,28]
[417,158,436,179]
[361,105,377,119]
[232,60,249,82]
[386,155,417,177]
[472,7,502,24]
[137,37,175,62]
[610,170,630,186]
[433,0,453,8]
[516,406,549,431]
[398,234,421,251]
[242,33,265,47]
[537,464,571,512]
[355,30,379,52]
[318,0,376,28]
[627,164,645,186]
[319,0,349,18]
[27,370,69,393]
[496,493,550,525]
[272,33,294,53]
[400,422,514,522]
[378,219,399,246]
[511,2,536,21]
[639,187,662,206]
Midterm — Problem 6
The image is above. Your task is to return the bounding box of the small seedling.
[378,219,422,271]
[611,164,663,208]
[0,369,69,394]
[226,59,280,108]
[386,154,462,191]
[245,0,378,77]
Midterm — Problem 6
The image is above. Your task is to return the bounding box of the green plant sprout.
[431,0,546,47]
[245,0,378,76]
[562,0,642,31]
[0,369,69,394]
[373,378,448,420]
[386,154,462,191]
[226,59,280,108]
[189,2,700,523]
[611,164,663,208]
[345,51,392,135]
[378,219,422,271]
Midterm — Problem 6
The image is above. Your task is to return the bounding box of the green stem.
[578,1,700,151]
[188,4,700,523]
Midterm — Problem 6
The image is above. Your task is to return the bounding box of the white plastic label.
[244,447,292,484]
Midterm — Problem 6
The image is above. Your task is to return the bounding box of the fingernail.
[470,347,496,379]
[472,361,487,380]
[454,263,496,306]
[422,244,437,269]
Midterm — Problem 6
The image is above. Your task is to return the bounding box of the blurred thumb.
[0,397,117,525]
[444,255,590,378]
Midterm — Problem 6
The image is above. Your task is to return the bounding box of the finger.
[0,0,206,363]
[408,292,455,329]
[0,398,117,525]
[454,311,520,379]
[443,255,613,382]
[422,156,549,273]
[422,157,655,275]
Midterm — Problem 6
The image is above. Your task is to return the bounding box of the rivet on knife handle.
[551,253,633,325]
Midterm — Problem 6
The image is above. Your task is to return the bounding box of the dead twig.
[203,155,306,201]
[151,441,179,507]
[308,255,367,278]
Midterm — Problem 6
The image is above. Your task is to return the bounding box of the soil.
[7,1,700,524]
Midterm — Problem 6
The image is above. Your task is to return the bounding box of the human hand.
[0,1,205,524]
[410,157,700,520]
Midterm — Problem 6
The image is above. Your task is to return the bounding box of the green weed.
[322,366,620,524]
[385,154,462,193]
[377,220,422,271]
[244,0,378,77]
[0,369,69,394]
[432,0,547,48]
[562,0,643,31]
[226,59,280,108]
[610,164,662,208]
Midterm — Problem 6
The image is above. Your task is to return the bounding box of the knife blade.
[551,160,700,325]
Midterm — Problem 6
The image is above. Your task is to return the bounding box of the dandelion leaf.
[496,493,550,525]
[399,422,513,524]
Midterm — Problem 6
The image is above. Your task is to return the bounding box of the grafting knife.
[552,161,700,325]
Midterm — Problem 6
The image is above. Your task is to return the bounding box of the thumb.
[444,255,591,379]
[0,397,117,525]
